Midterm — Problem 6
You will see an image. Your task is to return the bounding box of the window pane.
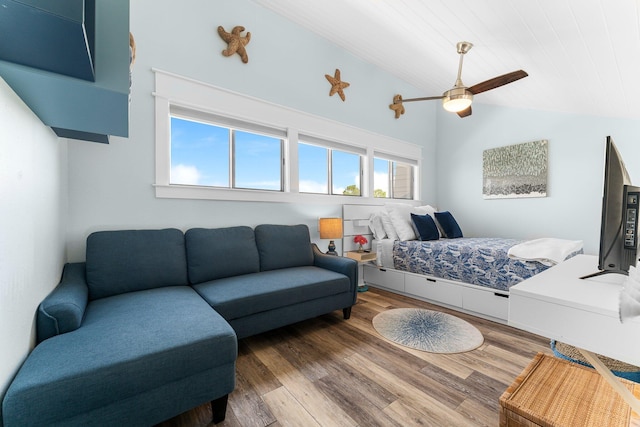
[332,150,360,196]
[234,130,282,191]
[298,143,328,194]
[392,162,413,199]
[170,117,229,187]
[373,158,389,198]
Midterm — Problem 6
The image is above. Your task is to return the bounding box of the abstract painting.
[483,140,548,199]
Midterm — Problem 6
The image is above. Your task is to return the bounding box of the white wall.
[0,78,67,395]
[65,0,436,261]
[435,103,640,255]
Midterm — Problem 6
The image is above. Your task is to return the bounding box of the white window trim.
[373,150,418,199]
[299,133,367,156]
[153,68,422,204]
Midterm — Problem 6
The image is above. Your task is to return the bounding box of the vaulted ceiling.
[253,0,640,120]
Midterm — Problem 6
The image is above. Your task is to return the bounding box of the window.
[374,156,415,199]
[154,70,422,203]
[393,162,414,199]
[332,150,361,196]
[170,115,284,191]
[298,143,328,194]
[298,141,362,196]
[170,117,229,187]
[234,130,282,191]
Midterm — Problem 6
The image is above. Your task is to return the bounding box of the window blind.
[170,105,287,139]
[299,133,366,156]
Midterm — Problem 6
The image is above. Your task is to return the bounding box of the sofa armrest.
[312,244,358,297]
[37,263,89,344]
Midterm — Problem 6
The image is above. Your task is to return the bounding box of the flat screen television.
[582,136,640,278]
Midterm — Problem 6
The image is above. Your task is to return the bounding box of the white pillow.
[385,203,439,241]
[416,204,437,217]
[379,210,399,241]
[385,203,416,241]
[368,213,387,240]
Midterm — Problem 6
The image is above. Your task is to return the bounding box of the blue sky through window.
[171,117,282,190]
[374,157,390,197]
[299,143,328,193]
[171,117,393,196]
[332,150,360,194]
[170,117,229,186]
[234,130,281,190]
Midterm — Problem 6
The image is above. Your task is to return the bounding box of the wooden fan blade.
[467,70,528,95]
[457,106,472,118]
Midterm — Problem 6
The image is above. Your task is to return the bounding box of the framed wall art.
[483,140,548,199]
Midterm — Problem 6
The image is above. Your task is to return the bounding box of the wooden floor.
[158,287,553,427]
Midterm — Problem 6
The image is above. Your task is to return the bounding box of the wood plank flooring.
[158,287,553,427]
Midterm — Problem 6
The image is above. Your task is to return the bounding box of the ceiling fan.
[389,41,528,119]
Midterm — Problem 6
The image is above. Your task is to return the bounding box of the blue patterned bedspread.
[393,238,558,292]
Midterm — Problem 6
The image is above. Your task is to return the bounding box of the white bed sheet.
[373,238,395,268]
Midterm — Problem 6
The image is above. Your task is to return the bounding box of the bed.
[343,204,583,323]
[380,238,555,292]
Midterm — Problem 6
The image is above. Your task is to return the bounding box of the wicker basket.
[551,340,640,383]
[500,353,638,427]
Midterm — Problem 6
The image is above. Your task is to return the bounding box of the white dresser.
[509,254,640,367]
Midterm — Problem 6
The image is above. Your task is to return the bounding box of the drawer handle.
[379,268,387,272]
[426,278,436,283]
[494,293,509,299]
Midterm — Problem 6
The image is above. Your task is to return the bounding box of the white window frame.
[153,69,422,204]
[298,133,366,196]
[373,152,418,199]
[170,109,286,191]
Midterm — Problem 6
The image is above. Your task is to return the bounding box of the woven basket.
[500,353,636,427]
[551,340,640,382]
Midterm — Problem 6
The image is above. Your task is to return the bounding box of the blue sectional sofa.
[1,224,357,427]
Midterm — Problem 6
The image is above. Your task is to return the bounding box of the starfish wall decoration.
[325,69,350,101]
[217,25,251,63]
[389,94,405,119]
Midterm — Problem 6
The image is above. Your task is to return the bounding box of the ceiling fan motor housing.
[442,87,473,112]
[456,41,473,54]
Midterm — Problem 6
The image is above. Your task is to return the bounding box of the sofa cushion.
[193,266,350,320]
[185,226,260,283]
[86,228,188,300]
[254,224,313,271]
[3,286,237,426]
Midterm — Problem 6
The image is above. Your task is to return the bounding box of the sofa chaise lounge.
[1,224,357,426]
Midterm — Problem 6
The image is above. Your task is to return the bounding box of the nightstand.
[345,251,376,292]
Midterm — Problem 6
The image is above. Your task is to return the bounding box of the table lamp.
[319,218,343,255]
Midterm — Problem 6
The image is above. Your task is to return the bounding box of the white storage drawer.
[363,265,405,292]
[462,287,509,321]
[404,274,463,307]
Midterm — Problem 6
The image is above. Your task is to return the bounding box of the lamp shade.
[442,87,473,113]
[319,218,343,239]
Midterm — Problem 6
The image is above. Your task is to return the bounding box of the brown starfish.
[217,25,251,63]
[325,69,350,101]
[389,94,405,119]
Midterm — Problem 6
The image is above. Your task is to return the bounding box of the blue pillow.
[411,213,440,241]
[434,211,463,238]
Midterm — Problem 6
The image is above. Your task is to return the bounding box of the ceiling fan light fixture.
[442,88,473,113]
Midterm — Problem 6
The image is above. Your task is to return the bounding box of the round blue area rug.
[372,308,484,353]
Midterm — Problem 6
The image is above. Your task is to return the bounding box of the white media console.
[509,254,640,366]
[509,254,640,412]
